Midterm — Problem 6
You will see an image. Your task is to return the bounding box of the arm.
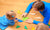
[33,14,50,25]
[43,13,50,25]
[43,17,50,25]
[33,20,41,24]
[8,22,15,25]
[33,10,50,25]
[8,20,15,26]
[43,7,50,25]
[25,2,34,13]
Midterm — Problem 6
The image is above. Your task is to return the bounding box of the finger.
[24,15,26,17]
[22,14,23,16]
[25,21,31,24]
[25,21,28,23]
[24,15,27,17]
[25,20,28,22]
[22,14,23,17]
[25,19,29,21]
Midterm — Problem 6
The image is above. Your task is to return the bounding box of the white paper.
[29,13,36,15]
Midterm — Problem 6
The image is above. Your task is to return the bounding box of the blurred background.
[0,0,50,16]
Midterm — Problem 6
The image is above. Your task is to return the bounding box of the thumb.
[22,14,24,17]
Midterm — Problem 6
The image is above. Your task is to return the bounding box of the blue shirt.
[0,15,23,30]
[0,15,15,30]
[25,1,50,25]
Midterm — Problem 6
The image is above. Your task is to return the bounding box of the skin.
[6,11,18,22]
[22,13,28,17]
[25,18,33,24]
[36,23,49,30]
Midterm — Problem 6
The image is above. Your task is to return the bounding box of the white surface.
[29,13,36,15]
[34,17,42,19]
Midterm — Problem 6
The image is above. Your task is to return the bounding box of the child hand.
[14,20,18,23]
[25,18,33,24]
[22,13,28,17]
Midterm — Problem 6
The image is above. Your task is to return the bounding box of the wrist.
[33,20,36,24]
[25,12,28,14]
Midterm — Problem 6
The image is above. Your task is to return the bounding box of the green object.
[48,24,50,26]
[16,25,20,28]
[23,17,29,21]
[24,25,27,29]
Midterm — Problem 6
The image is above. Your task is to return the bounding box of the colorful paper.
[18,19,23,22]
[24,25,27,29]
[31,27,35,30]
[16,25,20,28]
[17,10,22,14]
[23,17,29,21]
[15,18,23,22]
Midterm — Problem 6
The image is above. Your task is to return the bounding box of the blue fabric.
[15,18,23,22]
[33,20,41,24]
[25,1,50,25]
[49,26,50,28]
[8,19,15,26]
[0,15,8,30]
[0,15,15,30]
[25,2,34,13]
[18,19,23,22]
[0,15,23,30]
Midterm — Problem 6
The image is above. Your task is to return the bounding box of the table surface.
[5,9,44,30]
[0,0,50,30]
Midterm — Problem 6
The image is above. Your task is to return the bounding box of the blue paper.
[15,18,23,22]
[18,19,23,22]
[33,20,41,24]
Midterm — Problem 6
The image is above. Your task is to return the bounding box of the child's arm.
[34,13,50,25]
[22,2,34,17]
[14,18,18,22]
[25,2,34,13]
[25,17,50,25]
[8,20,15,26]
[33,20,41,24]
[25,18,41,24]
[8,22,15,26]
